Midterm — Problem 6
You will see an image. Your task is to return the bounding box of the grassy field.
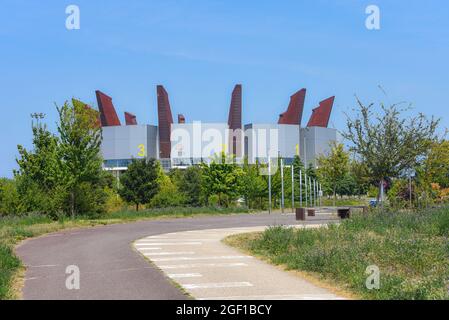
[0,206,251,300]
[226,207,449,300]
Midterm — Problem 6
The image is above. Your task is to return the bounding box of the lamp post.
[304,172,308,207]
[291,164,294,212]
[309,177,312,207]
[280,158,284,213]
[268,156,272,214]
[299,169,302,207]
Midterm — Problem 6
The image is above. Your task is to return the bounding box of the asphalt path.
[15,212,337,300]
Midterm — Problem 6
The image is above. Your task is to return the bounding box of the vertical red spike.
[96,90,121,126]
[227,84,242,156]
[157,85,174,159]
[307,96,335,128]
[124,112,137,125]
[278,88,306,125]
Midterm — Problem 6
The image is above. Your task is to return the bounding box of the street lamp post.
[268,157,272,214]
[304,172,308,207]
[309,177,312,207]
[291,164,294,212]
[299,169,302,207]
[280,159,284,213]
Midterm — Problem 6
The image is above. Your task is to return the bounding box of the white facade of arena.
[101,123,337,172]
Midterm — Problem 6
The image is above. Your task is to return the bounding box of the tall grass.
[0,206,251,299]
[234,207,449,299]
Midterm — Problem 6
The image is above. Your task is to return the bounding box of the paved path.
[134,226,343,300]
[15,212,338,300]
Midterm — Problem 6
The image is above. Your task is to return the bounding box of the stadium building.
[84,85,338,173]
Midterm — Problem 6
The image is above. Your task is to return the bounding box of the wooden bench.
[337,206,368,219]
[295,207,316,220]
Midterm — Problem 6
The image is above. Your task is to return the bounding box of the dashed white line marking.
[137,239,212,242]
[151,255,252,262]
[136,247,162,250]
[145,236,169,238]
[168,273,203,279]
[159,262,248,269]
[143,252,196,256]
[198,294,344,300]
[135,242,202,246]
[183,282,253,289]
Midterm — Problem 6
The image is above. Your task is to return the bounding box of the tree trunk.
[332,183,337,207]
[136,203,139,211]
[378,179,384,208]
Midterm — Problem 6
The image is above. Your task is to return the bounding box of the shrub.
[240,207,449,300]
[0,179,21,216]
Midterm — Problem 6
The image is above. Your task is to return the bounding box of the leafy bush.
[241,207,449,299]
[0,178,21,216]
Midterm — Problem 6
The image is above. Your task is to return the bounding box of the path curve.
[15,213,336,300]
[134,225,343,300]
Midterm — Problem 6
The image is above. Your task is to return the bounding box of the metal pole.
[268,157,272,214]
[291,164,295,212]
[309,177,312,207]
[280,159,284,213]
[303,136,307,168]
[304,172,308,207]
[299,169,303,207]
[313,179,316,207]
[320,183,322,207]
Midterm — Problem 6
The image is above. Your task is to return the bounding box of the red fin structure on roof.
[124,112,137,125]
[278,88,306,125]
[157,85,174,159]
[227,84,242,156]
[307,96,335,128]
[96,90,121,126]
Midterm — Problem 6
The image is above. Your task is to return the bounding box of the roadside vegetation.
[1,92,449,300]
[225,95,449,300]
[227,207,449,300]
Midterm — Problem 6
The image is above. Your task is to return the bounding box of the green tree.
[241,160,266,209]
[343,97,439,201]
[150,168,185,208]
[200,153,244,207]
[349,159,371,196]
[57,100,104,218]
[335,173,358,197]
[170,166,204,207]
[317,142,350,206]
[119,158,160,211]
[0,178,21,215]
[292,155,306,202]
[306,163,317,180]
[419,140,449,189]
[16,122,60,196]
[15,100,107,217]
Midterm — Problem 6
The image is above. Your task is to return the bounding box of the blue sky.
[1,0,448,177]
